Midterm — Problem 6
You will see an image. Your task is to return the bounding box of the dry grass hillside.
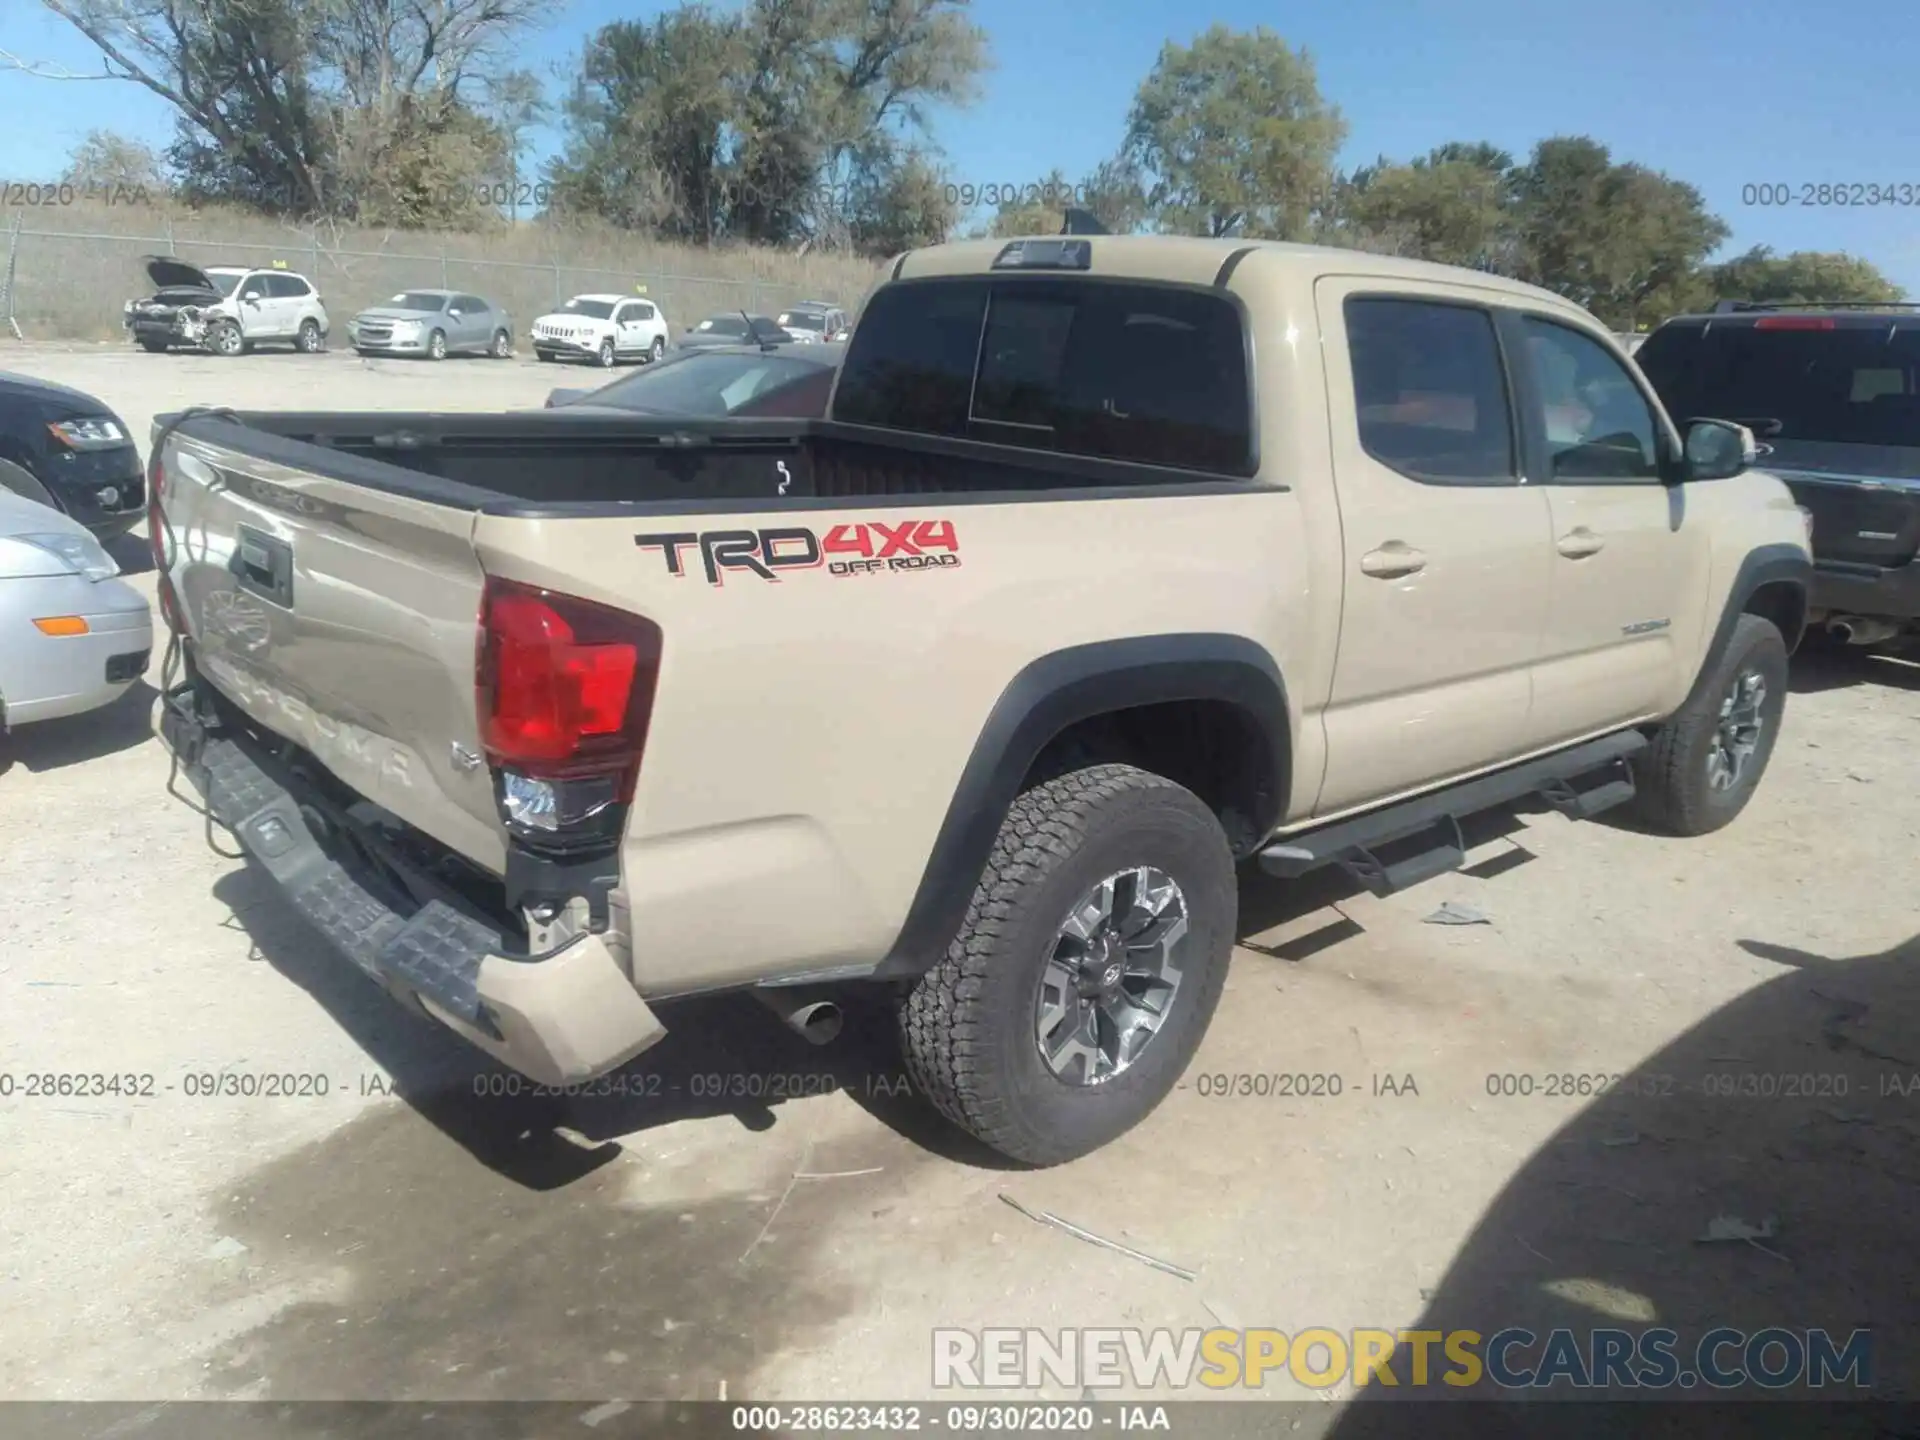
[0,195,884,342]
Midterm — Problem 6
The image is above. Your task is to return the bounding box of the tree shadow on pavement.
[210,866,1020,1191]
[1325,932,1920,1440]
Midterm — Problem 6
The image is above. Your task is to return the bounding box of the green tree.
[1704,246,1905,306]
[1508,137,1729,329]
[548,0,988,251]
[547,7,744,239]
[61,128,164,190]
[972,167,1076,236]
[845,147,958,252]
[1336,155,1512,267]
[1123,24,1346,240]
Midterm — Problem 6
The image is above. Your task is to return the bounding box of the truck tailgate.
[157,427,505,872]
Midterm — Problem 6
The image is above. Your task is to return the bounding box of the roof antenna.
[1060,207,1109,236]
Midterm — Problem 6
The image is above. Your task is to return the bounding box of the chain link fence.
[0,213,871,344]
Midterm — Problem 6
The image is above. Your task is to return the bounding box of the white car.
[0,488,152,730]
[531,295,671,368]
[776,303,849,344]
[124,256,329,357]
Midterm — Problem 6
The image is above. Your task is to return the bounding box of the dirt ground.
[2,340,1917,1423]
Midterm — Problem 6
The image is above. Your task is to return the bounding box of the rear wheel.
[296,318,323,353]
[898,763,1236,1166]
[489,328,511,358]
[648,336,666,362]
[1630,613,1788,836]
[596,337,616,368]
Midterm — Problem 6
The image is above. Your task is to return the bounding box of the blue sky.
[4,0,1916,294]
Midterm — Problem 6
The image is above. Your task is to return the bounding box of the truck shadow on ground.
[212,810,1546,1193]
[0,678,156,776]
[211,866,1020,1192]
[1320,930,1920,1440]
[103,529,154,575]
[1235,807,1538,959]
[1787,642,1920,695]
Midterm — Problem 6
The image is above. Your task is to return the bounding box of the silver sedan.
[346,289,514,360]
[0,489,152,730]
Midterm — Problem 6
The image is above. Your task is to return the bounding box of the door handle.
[1359,543,1427,579]
[1556,527,1605,559]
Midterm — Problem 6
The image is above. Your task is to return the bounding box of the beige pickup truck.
[148,235,1812,1165]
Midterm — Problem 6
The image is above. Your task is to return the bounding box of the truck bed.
[168,409,1246,515]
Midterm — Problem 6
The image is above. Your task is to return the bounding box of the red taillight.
[477,578,662,799]
[1754,316,1836,330]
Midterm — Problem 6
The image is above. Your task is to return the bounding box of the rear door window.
[1343,297,1517,484]
[833,277,1252,474]
[1636,322,1920,446]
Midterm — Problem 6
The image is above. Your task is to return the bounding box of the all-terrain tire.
[1629,613,1788,836]
[898,763,1236,1167]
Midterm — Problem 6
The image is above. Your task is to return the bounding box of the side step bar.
[1258,731,1647,897]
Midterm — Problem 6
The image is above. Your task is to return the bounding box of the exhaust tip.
[792,1001,843,1046]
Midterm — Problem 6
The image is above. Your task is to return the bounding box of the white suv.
[776,303,849,344]
[124,257,329,357]
[531,294,671,368]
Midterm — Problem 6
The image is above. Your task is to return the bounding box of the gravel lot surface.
[2,340,1916,1424]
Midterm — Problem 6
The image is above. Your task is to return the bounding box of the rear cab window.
[1637,318,1920,446]
[1343,297,1517,484]
[831,276,1253,475]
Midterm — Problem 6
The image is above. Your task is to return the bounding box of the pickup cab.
[149,235,1812,1166]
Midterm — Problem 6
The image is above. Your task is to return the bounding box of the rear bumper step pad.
[161,691,500,1031]
[156,687,671,1086]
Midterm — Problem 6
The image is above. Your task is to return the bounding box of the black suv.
[0,370,146,541]
[1636,301,1920,647]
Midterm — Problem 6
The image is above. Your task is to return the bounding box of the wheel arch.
[870,634,1290,980]
[1715,543,1811,661]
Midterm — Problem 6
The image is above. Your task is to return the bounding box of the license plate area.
[232,524,295,608]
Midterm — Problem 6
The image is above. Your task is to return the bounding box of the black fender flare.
[0,456,61,513]
[871,633,1290,980]
[1657,542,1810,726]
[1703,542,1811,672]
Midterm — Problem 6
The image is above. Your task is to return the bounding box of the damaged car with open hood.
[123,256,330,357]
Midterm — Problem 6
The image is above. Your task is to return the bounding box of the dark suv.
[0,370,146,541]
[1636,301,1920,647]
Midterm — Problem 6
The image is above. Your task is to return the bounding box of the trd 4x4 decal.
[636,520,960,586]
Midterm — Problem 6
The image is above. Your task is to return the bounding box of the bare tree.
[40,0,557,222]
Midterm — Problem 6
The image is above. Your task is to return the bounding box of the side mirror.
[1682,419,1757,481]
